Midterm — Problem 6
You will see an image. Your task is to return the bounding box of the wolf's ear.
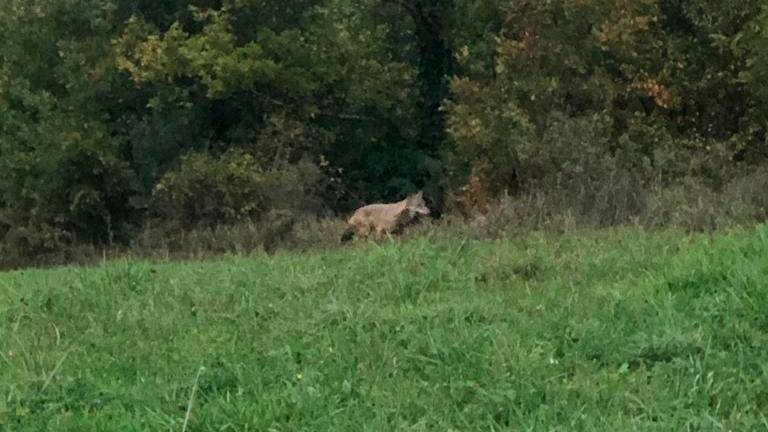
[414,190,423,199]
[406,190,422,204]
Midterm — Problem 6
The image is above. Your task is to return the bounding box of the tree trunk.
[384,0,453,154]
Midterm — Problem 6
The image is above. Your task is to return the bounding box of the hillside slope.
[2,226,768,430]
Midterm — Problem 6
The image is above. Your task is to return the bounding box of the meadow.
[2,225,768,431]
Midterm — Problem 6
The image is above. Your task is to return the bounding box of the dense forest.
[1,0,768,266]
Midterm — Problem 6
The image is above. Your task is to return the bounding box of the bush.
[722,169,768,223]
[619,116,737,188]
[444,77,536,194]
[641,177,726,232]
[151,149,324,228]
[0,220,72,269]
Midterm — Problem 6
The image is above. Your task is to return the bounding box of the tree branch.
[381,0,441,41]
[381,0,419,18]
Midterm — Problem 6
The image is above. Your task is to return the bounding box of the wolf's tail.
[340,227,355,243]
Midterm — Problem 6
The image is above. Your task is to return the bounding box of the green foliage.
[445,0,766,195]
[3,227,768,429]
[115,10,320,99]
[0,0,141,246]
[112,1,431,205]
[151,149,322,228]
[444,77,535,191]
[0,72,135,245]
[737,5,768,124]
[2,0,768,266]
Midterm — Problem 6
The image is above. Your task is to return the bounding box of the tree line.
[1,0,767,263]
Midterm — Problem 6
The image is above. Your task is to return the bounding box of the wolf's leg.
[357,223,371,240]
[374,227,391,242]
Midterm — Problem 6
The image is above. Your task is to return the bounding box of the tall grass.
[2,225,768,430]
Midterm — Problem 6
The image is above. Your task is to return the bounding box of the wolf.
[341,191,430,242]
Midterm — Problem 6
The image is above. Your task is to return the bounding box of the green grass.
[2,226,768,431]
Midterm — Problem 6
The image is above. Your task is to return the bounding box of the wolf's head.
[405,191,430,217]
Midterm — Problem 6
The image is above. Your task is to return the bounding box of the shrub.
[641,177,726,232]
[0,220,72,269]
[151,149,323,229]
[444,77,536,194]
[722,169,768,223]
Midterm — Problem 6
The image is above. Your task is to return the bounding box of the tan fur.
[342,191,430,241]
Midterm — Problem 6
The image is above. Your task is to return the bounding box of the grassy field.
[2,225,768,431]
